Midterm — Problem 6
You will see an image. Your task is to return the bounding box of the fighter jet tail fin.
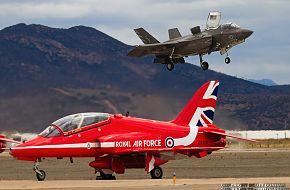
[134,28,160,44]
[172,81,219,127]
[168,28,182,40]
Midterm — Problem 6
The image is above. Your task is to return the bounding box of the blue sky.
[0,0,289,84]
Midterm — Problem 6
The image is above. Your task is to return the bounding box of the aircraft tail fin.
[168,28,182,40]
[172,81,219,127]
[134,28,160,44]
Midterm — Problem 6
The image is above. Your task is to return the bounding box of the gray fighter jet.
[128,12,253,71]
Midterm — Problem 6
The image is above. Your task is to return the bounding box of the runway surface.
[1,178,290,190]
[1,149,290,189]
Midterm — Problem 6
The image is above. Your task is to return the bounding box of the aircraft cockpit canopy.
[40,113,109,137]
[206,11,221,30]
[222,22,240,30]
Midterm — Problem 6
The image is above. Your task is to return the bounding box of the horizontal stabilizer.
[134,28,160,44]
[127,46,148,57]
[168,28,182,39]
[204,130,257,142]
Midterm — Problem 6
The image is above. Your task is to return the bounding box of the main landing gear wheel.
[201,61,209,70]
[150,166,163,179]
[96,171,116,180]
[36,170,46,181]
[225,57,231,64]
[199,54,209,71]
[166,62,174,71]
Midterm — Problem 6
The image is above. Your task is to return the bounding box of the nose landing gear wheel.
[225,57,231,64]
[201,61,209,70]
[33,160,46,181]
[150,166,163,179]
[36,170,46,181]
[166,62,174,71]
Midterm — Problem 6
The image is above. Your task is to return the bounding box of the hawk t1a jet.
[0,81,255,181]
[128,12,253,71]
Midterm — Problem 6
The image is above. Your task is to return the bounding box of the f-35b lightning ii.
[128,12,253,71]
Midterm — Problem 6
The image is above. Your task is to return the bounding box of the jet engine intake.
[89,157,125,174]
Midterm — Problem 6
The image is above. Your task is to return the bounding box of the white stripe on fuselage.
[100,142,115,148]
[12,142,100,150]
[12,142,117,150]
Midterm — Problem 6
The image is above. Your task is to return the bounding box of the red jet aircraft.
[0,81,254,181]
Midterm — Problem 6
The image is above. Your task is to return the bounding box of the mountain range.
[0,23,289,132]
[248,79,277,86]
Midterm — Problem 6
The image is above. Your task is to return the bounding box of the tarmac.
[1,178,290,190]
[1,149,290,189]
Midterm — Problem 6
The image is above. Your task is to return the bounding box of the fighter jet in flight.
[128,12,253,71]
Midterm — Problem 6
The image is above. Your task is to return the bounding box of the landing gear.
[36,170,46,181]
[33,159,46,181]
[166,62,174,71]
[165,47,175,71]
[199,54,209,70]
[224,51,231,64]
[150,166,163,179]
[201,61,209,70]
[96,170,116,180]
[225,56,231,64]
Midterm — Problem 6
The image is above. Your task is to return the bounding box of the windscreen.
[49,113,109,134]
[52,114,82,132]
[39,126,61,137]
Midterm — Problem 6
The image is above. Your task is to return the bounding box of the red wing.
[103,146,224,156]
[0,137,22,144]
[204,130,257,142]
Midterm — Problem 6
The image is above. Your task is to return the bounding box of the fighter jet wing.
[128,36,212,57]
[127,41,183,57]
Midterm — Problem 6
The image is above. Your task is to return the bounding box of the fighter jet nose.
[243,29,253,39]
[10,148,16,156]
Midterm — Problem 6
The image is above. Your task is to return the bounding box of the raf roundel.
[165,137,174,148]
[87,143,91,149]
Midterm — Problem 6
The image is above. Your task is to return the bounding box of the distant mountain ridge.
[248,79,278,86]
[0,23,289,132]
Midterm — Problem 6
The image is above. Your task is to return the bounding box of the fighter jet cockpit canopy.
[39,113,109,137]
[206,11,221,30]
[221,22,240,30]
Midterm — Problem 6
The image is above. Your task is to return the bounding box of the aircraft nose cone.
[10,148,16,156]
[242,29,253,39]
